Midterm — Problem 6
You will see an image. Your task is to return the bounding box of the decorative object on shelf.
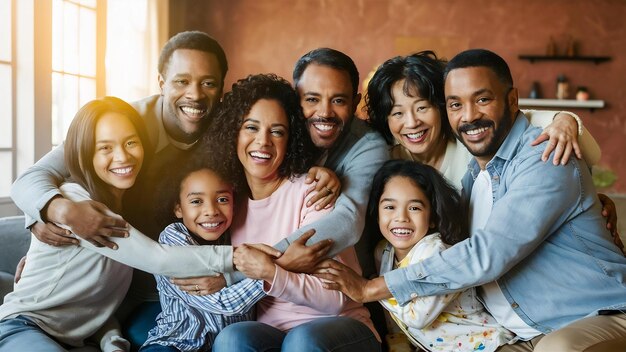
[576,87,590,101]
[518,41,609,111]
[546,36,557,56]
[565,35,577,57]
[556,74,569,100]
[529,81,542,99]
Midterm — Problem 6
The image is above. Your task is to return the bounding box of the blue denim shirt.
[384,112,626,334]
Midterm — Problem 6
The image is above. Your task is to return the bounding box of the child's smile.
[378,176,434,261]
[175,169,234,242]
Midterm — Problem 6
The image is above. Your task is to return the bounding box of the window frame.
[0,0,106,214]
[0,0,17,214]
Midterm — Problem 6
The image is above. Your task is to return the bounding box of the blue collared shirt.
[384,112,626,334]
[143,223,265,351]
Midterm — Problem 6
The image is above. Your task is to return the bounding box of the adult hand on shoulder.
[171,274,226,296]
[305,166,341,210]
[31,221,78,247]
[274,229,333,274]
[531,112,582,165]
[233,244,276,282]
[45,196,128,249]
[598,193,625,256]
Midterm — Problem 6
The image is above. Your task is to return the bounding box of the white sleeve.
[380,238,460,329]
[59,183,234,277]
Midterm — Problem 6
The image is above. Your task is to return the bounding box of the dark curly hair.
[201,74,318,197]
[367,159,468,246]
[366,51,452,145]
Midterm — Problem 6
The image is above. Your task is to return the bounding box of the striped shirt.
[142,223,265,351]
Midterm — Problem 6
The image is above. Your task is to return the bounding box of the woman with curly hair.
[204,74,381,351]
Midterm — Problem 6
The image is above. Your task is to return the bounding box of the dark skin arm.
[30,221,78,246]
[274,229,333,273]
[598,193,624,255]
[314,259,391,303]
[43,195,129,249]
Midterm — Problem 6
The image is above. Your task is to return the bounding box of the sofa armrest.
[0,215,31,275]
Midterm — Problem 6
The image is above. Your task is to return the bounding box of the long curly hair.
[200,74,318,197]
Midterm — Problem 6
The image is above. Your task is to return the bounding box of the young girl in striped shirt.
[141,162,269,352]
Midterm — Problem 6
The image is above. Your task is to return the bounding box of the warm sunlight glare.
[106,0,156,102]
[51,0,97,146]
[0,0,12,197]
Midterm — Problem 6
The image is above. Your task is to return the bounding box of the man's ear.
[174,203,183,219]
[352,93,362,114]
[508,87,519,113]
[158,74,165,95]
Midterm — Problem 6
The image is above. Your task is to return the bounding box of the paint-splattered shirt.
[380,233,514,351]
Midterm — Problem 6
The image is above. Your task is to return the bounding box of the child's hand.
[305,166,341,210]
[234,244,276,282]
[275,230,333,273]
[314,259,368,302]
[171,274,226,296]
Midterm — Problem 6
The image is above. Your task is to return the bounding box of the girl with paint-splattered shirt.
[321,160,514,351]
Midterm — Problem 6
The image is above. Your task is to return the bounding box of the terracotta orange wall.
[172,0,626,193]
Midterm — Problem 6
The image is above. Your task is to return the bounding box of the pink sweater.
[231,176,378,338]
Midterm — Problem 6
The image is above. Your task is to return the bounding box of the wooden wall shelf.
[519,98,605,112]
[518,55,611,64]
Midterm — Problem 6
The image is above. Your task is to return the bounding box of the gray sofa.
[0,215,102,351]
[0,215,30,299]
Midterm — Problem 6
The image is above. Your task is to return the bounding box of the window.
[0,0,14,198]
[51,0,101,146]
[1,0,166,214]
[106,0,162,102]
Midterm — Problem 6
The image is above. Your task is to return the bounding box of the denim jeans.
[212,317,381,352]
[122,301,161,350]
[0,316,67,352]
[139,343,180,352]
